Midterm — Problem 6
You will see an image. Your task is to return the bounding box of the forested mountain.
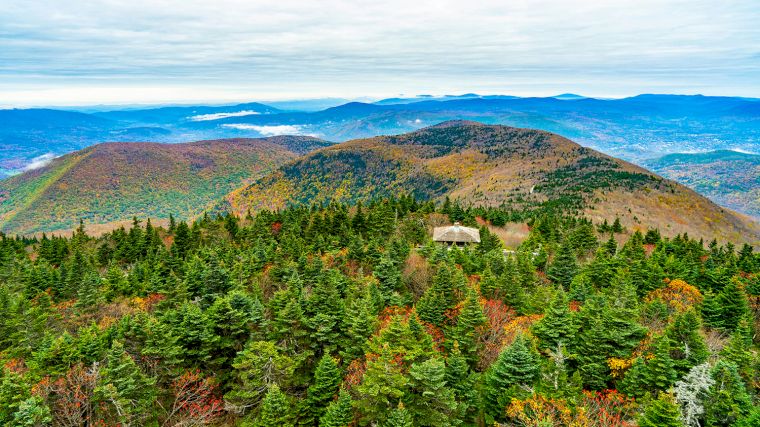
[0,136,331,235]
[226,122,760,246]
[0,197,758,426]
[645,150,760,219]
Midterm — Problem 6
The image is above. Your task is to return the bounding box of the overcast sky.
[1,0,759,106]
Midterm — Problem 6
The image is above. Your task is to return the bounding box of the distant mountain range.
[645,150,760,219]
[0,136,330,234]
[1,93,759,217]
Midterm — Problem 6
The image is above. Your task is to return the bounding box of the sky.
[1,0,759,107]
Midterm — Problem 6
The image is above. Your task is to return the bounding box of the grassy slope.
[0,136,331,235]
[645,150,760,219]
[226,122,760,246]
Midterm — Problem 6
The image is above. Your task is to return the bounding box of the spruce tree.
[532,288,575,350]
[720,318,754,382]
[638,392,684,427]
[547,241,579,288]
[665,309,709,374]
[483,335,540,420]
[319,389,353,427]
[448,290,487,364]
[704,361,752,427]
[95,341,156,426]
[383,403,413,427]
[716,279,750,332]
[301,355,342,426]
[406,357,459,426]
[256,384,292,427]
[700,289,723,329]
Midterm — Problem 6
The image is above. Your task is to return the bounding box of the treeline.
[0,196,758,426]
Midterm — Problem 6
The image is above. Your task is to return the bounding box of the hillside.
[0,136,331,235]
[225,121,760,245]
[645,150,760,219]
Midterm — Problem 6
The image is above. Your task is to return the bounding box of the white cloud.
[221,124,315,137]
[0,0,759,105]
[188,110,261,121]
[22,153,57,171]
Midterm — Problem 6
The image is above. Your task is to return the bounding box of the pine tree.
[256,384,292,427]
[572,297,611,389]
[532,288,575,350]
[319,389,353,427]
[445,342,477,422]
[547,241,579,288]
[374,254,401,304]
[300,355,342,426]
[638,392,684,427]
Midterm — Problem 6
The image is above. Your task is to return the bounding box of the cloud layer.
[1,0,759,105]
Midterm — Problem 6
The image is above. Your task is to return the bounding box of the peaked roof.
[432,222,481,243]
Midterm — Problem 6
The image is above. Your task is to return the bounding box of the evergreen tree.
[638,392,684,427]
[483,335,540,420]
[319,389,353,427]
[547,241,579,288]
[665,309,709,374]
[704,361,752,427]
[226,340,295,410]
[383,403,414,427]
[532,288,575,350]
[716,279,750,332]
[700,289,723,329]
[256,384,292,427]
[405,357,459,426]
[720,318,754,382]
[448,290,487,365]
[301,355,342,426]
[95,341,156,426]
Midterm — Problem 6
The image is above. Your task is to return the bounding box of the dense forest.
[0,196,758,426]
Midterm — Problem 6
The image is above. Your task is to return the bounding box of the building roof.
[432,222,481,243]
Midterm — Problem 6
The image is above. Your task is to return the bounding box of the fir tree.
[300,355,342,426]
[547,241,579,288]
[716,279,750,332]
[256,384,292,427]
[532,288,575,350]
[383,403,413,427]
[483,335,540,420]
[700,289,723,329]
[638,392,684,427]
[95,341,156,426]
[448,290,487,365]
[704,361,752,427]
[319,389,353,427]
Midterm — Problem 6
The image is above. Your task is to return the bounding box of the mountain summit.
[225,122,760,245]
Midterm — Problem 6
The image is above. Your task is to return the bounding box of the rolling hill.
[225,121,760,245]
[645,150,760,219]
[0,136,331,235]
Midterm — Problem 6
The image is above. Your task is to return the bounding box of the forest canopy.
[0,196,758,426]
